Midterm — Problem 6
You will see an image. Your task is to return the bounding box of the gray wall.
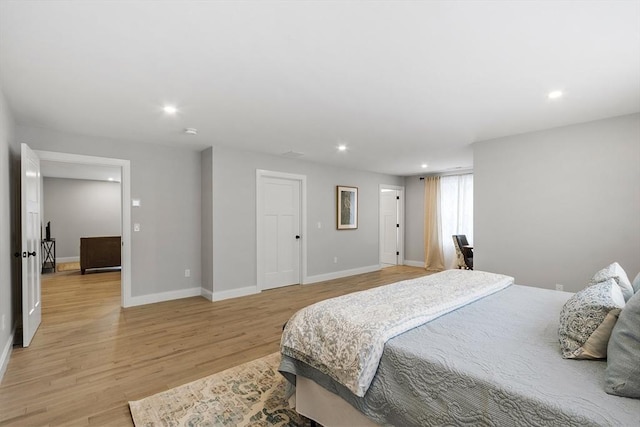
[474,113,640,292]
[403,176,425,265]
[212,146,404,293]
[16,125,202,297]
[42,177,121,259]
[201,147,213,294]
[0,86,17,379]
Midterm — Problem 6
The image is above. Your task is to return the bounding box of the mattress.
[280,285,640,426]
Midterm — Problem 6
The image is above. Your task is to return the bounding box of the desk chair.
[453,235,473,270]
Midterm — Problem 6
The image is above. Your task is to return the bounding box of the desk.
[41,239,56,273]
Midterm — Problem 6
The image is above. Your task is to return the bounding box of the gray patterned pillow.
[590,262,634,302]
[559,279,625,359]
[605,290,640,398]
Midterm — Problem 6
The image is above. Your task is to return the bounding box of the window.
[440,174,473,269]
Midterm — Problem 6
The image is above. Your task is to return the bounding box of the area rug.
[128,352,311,427]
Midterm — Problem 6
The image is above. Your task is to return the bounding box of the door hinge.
[396,224,400,228]
[396,251,400,256]
[396,196,400,200]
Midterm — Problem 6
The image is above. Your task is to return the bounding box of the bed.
[80,236,121,274]
[279,270,640,426]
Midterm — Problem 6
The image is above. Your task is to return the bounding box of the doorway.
[379,185,404,266]
[34,150,132,307]
[256,170,307,290]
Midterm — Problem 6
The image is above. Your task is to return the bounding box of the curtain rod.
[419,170,473,180]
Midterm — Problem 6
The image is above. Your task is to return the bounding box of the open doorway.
[34,150,132,307]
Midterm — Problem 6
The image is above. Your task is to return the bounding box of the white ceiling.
[1,1,639,176]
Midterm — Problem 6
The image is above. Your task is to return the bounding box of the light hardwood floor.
[0,265,429,426]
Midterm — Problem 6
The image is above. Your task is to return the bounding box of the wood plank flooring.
[0,265,429,426]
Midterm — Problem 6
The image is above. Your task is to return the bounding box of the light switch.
[134,223,141,232]
[132,199,141,207]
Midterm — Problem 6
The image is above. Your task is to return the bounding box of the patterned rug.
[128,352,311,427]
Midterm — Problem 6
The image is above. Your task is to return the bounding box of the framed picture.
[337,186,358,229]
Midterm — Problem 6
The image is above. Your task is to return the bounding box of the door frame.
[256,170,307,291]
[34,150,132,307]
[379,184,405,266]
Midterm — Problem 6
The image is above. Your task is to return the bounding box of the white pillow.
[590,262,634,302]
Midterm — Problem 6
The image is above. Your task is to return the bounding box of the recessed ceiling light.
[163,105,178,114]
[547,90,563,100]
[337,144,347,152]
[421,163,428,169]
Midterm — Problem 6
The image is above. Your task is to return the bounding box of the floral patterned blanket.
[280,269,513,397]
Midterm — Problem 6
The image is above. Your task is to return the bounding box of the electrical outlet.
[185,269,191,278]
[555,284,564,291]
[134,223,141,232]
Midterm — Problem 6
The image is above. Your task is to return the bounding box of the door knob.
[28,251,36,257]
[295,235,300,239]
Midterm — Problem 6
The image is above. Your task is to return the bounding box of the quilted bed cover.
[281,270,513,397]
[280,284,640,426]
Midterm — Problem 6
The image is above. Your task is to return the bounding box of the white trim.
[213,286,258,302]
[121,160,132,307]
[56,256,80,263]
[256,170,308,291]
[127,287,203,307]
[404,260,425,268]
[305,264,381,285]
[34,150,133,308]
[0,327,15,384]
[209,147,215,300]
[201,287,213,301]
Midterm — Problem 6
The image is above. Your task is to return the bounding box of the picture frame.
[337,185,358,229]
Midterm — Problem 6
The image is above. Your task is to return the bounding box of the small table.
[41,239,56,273]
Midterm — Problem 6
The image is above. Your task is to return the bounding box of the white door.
[380,187,404,265]
[261,177,301,289]
[21,143,42,347]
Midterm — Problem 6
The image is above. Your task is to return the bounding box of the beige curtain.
[424,176,444,271]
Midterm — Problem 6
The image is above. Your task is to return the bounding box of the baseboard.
[212,286,258,302]
[126,286,203,307]
[404,260,425,268]
[304,264,381,285]
[201,287,213,301]
[0,327,15,385]
[56,256,80,263]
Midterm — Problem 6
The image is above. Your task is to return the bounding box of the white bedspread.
[281,269,514,397]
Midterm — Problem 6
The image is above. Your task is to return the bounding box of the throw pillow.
[590,262,634,302]
[605,290,640,398]
[632,272,640,294]
[558,279,625,359]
